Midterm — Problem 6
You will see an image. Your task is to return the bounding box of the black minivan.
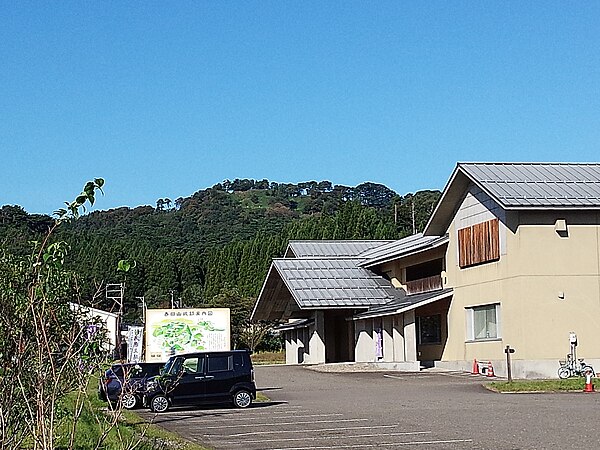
[144,350,256,413]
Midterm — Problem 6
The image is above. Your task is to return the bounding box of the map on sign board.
[145,308,230,362]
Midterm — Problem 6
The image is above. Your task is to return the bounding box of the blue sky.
[2,2,600,214]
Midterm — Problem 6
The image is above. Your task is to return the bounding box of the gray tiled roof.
[358,233,449,268]
[460,163,600,208]
[425,162,600,236]
[273,258,402,308]
[286,240,394,258]
[353,288,453,320]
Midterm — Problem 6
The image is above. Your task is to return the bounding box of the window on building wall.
[458,218,500,268]
[418,315,442,344]
[466,304,501,341]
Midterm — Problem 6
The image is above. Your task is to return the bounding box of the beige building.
[252,163,600,378]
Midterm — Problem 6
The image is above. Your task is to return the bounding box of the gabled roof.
[425,162,600,235]
[358,233,449,268]
[272,258,402,308]
[353,288,453,320]
[285,240,394,258]
[251,255,403,321]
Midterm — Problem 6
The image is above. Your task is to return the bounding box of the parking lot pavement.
[143,365,600,450]
[148,402,473,449]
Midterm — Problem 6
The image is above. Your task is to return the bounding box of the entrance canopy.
[275,318,314,332]
[353,288,453,321]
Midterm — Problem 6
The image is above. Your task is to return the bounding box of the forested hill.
[0,179,440,328]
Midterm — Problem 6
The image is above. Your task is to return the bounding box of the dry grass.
[251,351,285,365]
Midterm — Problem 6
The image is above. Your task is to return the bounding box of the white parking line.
[200,418,370,429]
[190,413,344,421]
[207,424,401,438]
[220,431,432,445]
[269,439,473,450]
[156,405,303,415]
[382,374,405,380]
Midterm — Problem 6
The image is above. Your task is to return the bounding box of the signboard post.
[126,326,144,363]
[145,308,231,362]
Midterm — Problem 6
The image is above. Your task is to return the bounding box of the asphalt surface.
[143,365,600,449]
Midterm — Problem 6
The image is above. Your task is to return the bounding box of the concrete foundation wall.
[284,326,309,364]
[354,312,419,364]
[355,319,375,362]
[307,311,326,364]
[285,330,296,364]
[404,311,417,362]
[435,358,600,379]
[382,316,394,362]
[392,315,405,361]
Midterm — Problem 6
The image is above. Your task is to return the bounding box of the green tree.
[206,286,254,349]
[0,179,114,450]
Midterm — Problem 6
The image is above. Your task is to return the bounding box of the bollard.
[584,370,594,393]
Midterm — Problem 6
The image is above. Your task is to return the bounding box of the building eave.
[353,288,453,320]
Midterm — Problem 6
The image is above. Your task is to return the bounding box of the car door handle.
[194,375,215,380]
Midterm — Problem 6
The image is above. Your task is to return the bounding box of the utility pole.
[136,296,146,327]
[411,198,416,234]
[135,296,146,361]
[106,283,124,360]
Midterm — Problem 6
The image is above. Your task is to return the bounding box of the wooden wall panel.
[458,218,499,268]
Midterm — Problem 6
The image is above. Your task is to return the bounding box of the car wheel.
[558,367,571,379]
[121,393,138,410]
[150,395,170,413]
[232,390,252,408]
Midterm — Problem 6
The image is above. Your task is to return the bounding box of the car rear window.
[207,355,232,372]
[108,364,163,379]
[233,353,245,368]
[139,364,162,377]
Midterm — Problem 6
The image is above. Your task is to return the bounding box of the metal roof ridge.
[288,239,395,243]
[358,234,449,267]
[459,161,600,166]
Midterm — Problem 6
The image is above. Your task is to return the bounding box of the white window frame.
[465,303,501,342]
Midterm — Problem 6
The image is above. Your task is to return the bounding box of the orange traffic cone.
[486,361,495,377]
[472,359,479,375]
[584,370,594,393]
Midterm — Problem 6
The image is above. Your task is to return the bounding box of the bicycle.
[557,355,594,379]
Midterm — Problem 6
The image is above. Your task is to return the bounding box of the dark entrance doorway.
[324,311,355,363]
